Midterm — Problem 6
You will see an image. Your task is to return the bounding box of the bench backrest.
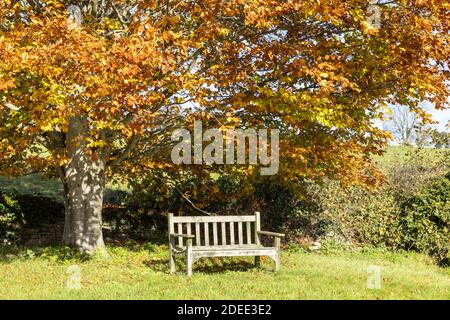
[168,212,261,248]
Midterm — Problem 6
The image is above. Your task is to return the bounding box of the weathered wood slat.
[229,222,235,245]
[193,249,278,259]
[168,214,174,235]
[257,230,285,237]
[195,223,200,246]
[246,221,251,244]
[172,215,256,223]
[193,244,266,250]
[238,222,243,245]
[221,222,226,245]
[255,211,261,245]
[170,233,194,239]
[168,213,175,273]
[177,223,183,247]
[187,223,192,237]
[213,222,218,245]
[204,222,209,246]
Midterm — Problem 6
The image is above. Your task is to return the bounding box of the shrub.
[0,193,25,246]
[305,182,402,248]
[14,194,64,226]
[399,173,450,265]
[387,148,449,200]
[0,192,65,246]
[292,172,450,265]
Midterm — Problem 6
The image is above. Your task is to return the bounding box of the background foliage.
[0,147,449,265]
[0,193,24,245]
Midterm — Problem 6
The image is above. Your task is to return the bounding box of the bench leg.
[255,256,260,268]
[274,253,280,272]
[169,248,176,274]
[274,237,281,272]
[186,239,193,277]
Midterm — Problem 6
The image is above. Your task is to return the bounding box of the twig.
[175,187,218,216]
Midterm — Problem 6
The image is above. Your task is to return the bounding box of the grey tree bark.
[62,116,108,256]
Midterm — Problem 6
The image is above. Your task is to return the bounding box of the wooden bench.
[168,212,284,276]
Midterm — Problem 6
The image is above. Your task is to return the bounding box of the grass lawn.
[0,244,449,300]
[373,145,449,171]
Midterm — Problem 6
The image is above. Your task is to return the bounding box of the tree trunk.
[62,116,108,256]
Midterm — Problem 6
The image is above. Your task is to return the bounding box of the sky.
[372,100,449,145]
[422,101,450,130]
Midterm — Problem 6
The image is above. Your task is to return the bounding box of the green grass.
[373,145,449,171]
[0,244,449,300]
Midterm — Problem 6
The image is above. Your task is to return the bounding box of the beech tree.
[1,0,448,254]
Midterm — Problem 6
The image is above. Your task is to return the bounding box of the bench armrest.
[257,231,285,238]
[170,233,195,239]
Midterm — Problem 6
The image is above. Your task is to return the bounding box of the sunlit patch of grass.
[373,145,448,172]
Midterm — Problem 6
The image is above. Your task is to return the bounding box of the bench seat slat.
[192,248,278,259]
[172,245,276,253]
[193,244,267,250]
[172,244,271,252]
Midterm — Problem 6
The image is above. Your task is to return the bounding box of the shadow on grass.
[143,256,260,274]
[0,238,167,263]
[0,245,91,264]
[105,237,166,251]
[194,258,257,274]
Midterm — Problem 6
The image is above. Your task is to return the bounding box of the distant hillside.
[373,146,449,172]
